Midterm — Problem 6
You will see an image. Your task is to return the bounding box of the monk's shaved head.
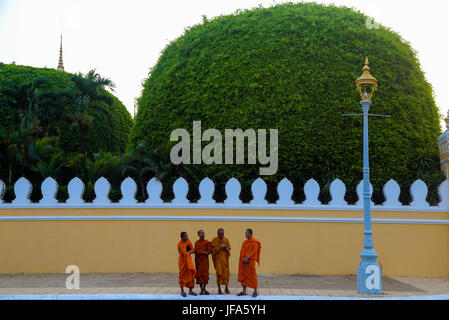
[180,231,188,241]
[245,228,253,239]
[198,229,205,239]
[217,228,224,239]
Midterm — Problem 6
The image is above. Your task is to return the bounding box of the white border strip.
[0,203,448,212]
[0,293,448,300]
[0,215,448,224]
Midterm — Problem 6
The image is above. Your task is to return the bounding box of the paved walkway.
[0,273,448,299]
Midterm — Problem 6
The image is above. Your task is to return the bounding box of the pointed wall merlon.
[172,177,189,204]
[120,177,137,204]
[198,177,215,205]
[146,177,163,204]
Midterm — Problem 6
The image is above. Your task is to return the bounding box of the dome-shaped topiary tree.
[129,2,443,204]
[0,63,133,155]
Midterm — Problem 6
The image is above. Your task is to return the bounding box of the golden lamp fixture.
[356,57,377,100]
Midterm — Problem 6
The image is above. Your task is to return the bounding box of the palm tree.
[122,141,224,202]
[0,77,74,137]
[0,79,42,130]
[122,141,164,201]
[70,69,115,153]
[27,136,69,180]
[0,126,35,185]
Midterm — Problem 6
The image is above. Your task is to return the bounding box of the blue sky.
[0,0,448,129]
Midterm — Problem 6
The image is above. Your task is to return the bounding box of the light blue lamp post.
[355,57,383,295]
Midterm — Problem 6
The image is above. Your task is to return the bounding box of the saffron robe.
[238,237,261,289]
[178,239,196,288]
[211,236,231,285]
[194,239,211,284]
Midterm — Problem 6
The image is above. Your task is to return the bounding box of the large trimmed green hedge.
[130,2,443,203]
[0,63,133,155]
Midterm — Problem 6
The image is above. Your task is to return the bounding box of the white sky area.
[0,0,448,129]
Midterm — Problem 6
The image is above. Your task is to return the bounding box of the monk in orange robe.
[211,228,231,294]
[237,228,261,297]
[178,231,197,297]
[194,229,212,295]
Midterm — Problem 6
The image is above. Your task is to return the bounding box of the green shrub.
[130,2,444,203]
[0,63,133,156]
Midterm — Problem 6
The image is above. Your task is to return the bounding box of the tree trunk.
[140,177,145,202]
[79,126,85,154]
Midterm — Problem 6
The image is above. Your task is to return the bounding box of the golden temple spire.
[57,34,64,71]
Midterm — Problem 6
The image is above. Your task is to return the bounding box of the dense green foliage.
[0,63,209,203]
[0,63,140,202]
[130,2,444,203]
[0,127,205,203]
[0,63,133,155]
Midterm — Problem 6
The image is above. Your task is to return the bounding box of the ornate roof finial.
[57,34,64,71]
[364,57,370,70]
[445,110,449,130]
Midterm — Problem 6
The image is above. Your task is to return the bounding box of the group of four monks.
[177,228,261,297]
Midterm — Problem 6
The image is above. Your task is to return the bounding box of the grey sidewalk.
[0,273,448,298]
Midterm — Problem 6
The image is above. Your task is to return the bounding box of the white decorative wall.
[0,176,447,211]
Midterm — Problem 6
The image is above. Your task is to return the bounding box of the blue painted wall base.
[357,256,383,295]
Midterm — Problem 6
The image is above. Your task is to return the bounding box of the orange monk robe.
[178,239,196,288]
[194,239,211,284]
[238,237,261,289]
[211,236,231,285]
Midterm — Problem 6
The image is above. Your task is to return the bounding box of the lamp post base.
[357,250,382,295]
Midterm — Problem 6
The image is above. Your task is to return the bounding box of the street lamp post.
[355,57,383,295]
